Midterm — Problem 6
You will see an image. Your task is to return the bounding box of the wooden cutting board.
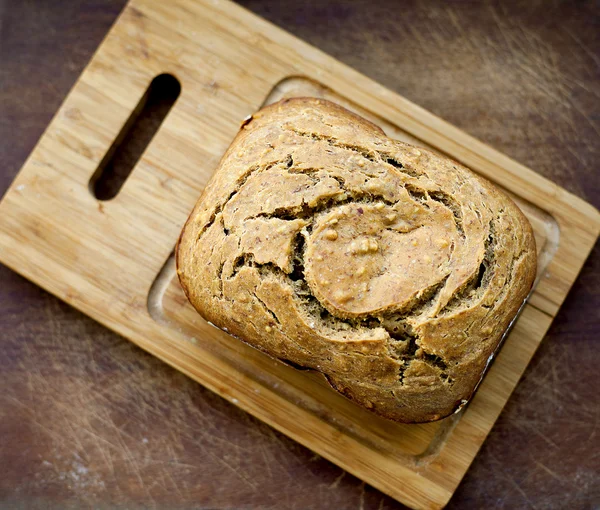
[0,0,598,508]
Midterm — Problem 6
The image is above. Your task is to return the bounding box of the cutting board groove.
[0,1,598,509]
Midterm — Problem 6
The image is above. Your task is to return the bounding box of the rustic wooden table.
[1,1,598,508]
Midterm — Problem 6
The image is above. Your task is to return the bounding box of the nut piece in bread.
[176,98,537,423]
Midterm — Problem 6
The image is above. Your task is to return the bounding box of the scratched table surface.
[1,1,599,509]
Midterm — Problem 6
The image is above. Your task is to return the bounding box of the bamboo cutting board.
[0,0,598,508]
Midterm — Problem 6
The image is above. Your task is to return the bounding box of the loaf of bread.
[176,98,537,423]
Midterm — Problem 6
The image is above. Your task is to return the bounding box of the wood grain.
[1,1,599,509]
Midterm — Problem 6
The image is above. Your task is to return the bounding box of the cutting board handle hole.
[90,73,181,201]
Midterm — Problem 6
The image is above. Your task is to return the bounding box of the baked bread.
[176,98,537,423]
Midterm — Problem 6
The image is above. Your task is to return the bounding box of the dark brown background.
[1,1,599,508]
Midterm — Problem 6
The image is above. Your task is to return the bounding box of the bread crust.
[176,98,537,423]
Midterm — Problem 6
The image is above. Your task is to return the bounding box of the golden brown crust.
[176,98,537,423]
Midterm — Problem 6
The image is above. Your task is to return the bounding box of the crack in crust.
[177,98,537,423]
